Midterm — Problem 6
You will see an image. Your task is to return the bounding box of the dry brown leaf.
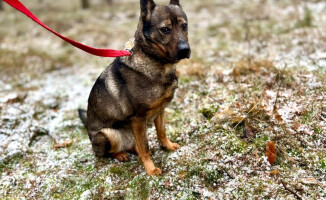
[274,109,283,123]
[286,128,296,135]
[232,115,246,124]
[247,102,260,115]
[265,141,277,165]
[214,107,235,122]
[299,177,318,185]
[52,139,73,149]
[261,89,277,116]
[270,170,280,175]
[244,120,255,139]
[265,127,273,132]
[293,122,314,135]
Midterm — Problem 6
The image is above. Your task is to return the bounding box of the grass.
[1,0,325,199]
[295,6,314,28]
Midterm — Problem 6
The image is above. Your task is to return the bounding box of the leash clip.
[124,38,135,55]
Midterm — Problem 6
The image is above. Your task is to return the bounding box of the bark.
[0,0,4,11]
[81,0,90,9]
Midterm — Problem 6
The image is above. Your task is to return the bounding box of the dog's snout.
[176,40,190,60]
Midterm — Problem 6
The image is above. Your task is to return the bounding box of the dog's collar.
[124,38,135,55]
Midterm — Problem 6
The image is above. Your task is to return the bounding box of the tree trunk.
[105,0,112,5]
[0,0,4,11]
[81,0,90,9]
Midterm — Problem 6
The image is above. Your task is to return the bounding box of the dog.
[78,0,190,175]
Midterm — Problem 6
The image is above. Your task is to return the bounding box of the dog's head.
[136,0,190,63]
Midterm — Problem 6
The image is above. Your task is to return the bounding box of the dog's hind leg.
[90,132,112,158]
[101,128,135,162]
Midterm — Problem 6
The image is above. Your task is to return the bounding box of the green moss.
[127,175,150,200]
[320,159,326,172]
[109,163,135,180]
[301,109,314,124]
[295,7,314,28]
[313,125,322,135]
[109,166,126,176]
[186,162,223,189]
[253,134,269,148]
[0,152,24,174]
[199,105,219,120]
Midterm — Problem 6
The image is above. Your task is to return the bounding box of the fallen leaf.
[265,141,277,165]
[247,102,260,115]
[98,187,103,194]
[164,180,170,188]
[274,109,283,123]
[286,128,296,135]
[293,122,314,135]
[277,103,304,122]
[299,177,318,185]
[52,139,73,149]
[262,89,277,116]
[214,107,235,122]
[232,115,246,124]
[3,92,27,104]
[270,170,279,175]
[302,127,314,135]
[244,120,255,139]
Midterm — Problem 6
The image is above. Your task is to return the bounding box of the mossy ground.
[0,0,325,199]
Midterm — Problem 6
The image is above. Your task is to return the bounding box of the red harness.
[3,0,131,57]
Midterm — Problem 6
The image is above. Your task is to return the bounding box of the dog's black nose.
[176,40,190,60]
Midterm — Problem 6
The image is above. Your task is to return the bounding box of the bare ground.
[0,0,325,199]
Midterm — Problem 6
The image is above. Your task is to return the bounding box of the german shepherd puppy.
[79,0,190,175]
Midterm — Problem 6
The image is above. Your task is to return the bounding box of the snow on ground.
[0,0,325,199]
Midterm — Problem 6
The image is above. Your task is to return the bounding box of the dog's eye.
[160,27,171,34]
[182,23,188,30]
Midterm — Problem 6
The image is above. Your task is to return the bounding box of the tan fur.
[101,128,122,153]
[154,112,180,150]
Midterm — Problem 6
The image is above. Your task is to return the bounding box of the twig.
[233,100,260,129]
[280,180,302,200]
[273,61,287,113]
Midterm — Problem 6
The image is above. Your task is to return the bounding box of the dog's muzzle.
[176,40,191,60]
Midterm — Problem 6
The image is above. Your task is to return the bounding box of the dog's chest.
[146,72,178,121]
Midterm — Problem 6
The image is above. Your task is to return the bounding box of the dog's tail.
[78,109,87,125]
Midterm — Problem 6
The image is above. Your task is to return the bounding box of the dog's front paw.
[112,152,129,162]
[164,142,180,151]
[146,167,162,176]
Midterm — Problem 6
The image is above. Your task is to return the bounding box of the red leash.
[3,0,131,57]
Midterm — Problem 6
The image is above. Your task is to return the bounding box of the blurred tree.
[0,0,3,11]
[81,0,113,9]
[81,0,90,9]
[106,0,113,5]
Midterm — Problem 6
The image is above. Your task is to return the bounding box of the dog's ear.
[170,0,180,6]
[140,0,156,22]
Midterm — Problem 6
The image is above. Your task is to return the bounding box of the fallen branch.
[280,180,302,200]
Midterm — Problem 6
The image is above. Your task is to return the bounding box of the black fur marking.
[112,59,127,85]
[140,0,156,22]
